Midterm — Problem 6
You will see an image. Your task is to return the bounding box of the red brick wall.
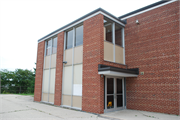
[34,41,45,102]
[54,32,64,106]
[82,14,127,114]
[125,1,179,115]
[82,14,104,114]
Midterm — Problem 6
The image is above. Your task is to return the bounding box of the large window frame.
[104,17,125,64]
[46,36,57,56]
[62,23,83,110]
[65,24,83,50]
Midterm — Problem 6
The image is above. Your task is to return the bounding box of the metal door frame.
[104,76,125,113]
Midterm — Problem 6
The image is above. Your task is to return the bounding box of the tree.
[0,69,35,94]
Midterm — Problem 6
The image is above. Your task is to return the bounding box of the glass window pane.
[117,79,122,94]
[107,95,114,109]
[117,95,123,107]
[46,40,52,56]
[66,30,73,49]
[104,18,112,43]
[52,37,57,54]
[107,78,114,94]
[105,24,112,43]
[115,24,122,46]
[75,25,83,46]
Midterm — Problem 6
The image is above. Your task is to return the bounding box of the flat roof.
[38,8,126,42]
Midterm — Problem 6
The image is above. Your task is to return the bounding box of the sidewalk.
[0,94,179,120]
[100,109,180,120]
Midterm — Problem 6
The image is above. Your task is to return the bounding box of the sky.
[0,0,160,71]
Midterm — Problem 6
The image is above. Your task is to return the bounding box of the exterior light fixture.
[63,61,67,64]
[136,20,139,24]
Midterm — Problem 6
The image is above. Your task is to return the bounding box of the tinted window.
[115,24,122,46]
[75,25,83,46]
[66,30,73,49]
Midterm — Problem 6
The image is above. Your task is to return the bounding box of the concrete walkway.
[101,109,180,120]
[0,94,179,120]
[0,94,107,120]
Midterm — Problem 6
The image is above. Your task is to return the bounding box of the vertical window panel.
[104,18,113,43]
[42,93,48,102]
[42,70,49,93]
[49,94,54,103]
[52,37,57,54]
[104,41,113,62]
[62,95,71,106]
[105,24,112,43]
[74,46,83,64]
[75,25,83,46]
[51,54,56,68]
[115,45,124,64]
[65,49,72,65]
[73,96,82,108]
[73,84,82,96]
[66,30,73,49]
[46,40,52,56]
[63,66,72,95]
[74,64,82,84]
[44,56,50,69]
[115,24,122,46]
[50,69,56,94]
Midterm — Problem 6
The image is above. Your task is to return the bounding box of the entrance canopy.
[98,64,139,77]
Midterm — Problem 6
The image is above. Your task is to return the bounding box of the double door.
[105,77,124,112]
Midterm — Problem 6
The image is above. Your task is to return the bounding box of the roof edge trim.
[38,8,125,43]
[119,0,177,20]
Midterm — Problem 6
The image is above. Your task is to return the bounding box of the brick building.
[34,0,180,115]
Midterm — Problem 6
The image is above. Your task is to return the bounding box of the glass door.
[107,78,114,111]
[105,77,124,112]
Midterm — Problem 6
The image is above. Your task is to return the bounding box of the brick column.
[34,41,45,102]
[82,14,104,114]
[54,31,64,106]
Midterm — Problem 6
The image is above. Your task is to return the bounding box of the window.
[75,25,83,46]
[104,19,112,43]
[115,24,122,46]
[46,39,52,56]
[46,36,57,56]
[66,30,73,49]
[104,17,125,64]
[65,25,83,49]
[52,37,57,54]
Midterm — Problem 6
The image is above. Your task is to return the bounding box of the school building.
[34,0,179,115]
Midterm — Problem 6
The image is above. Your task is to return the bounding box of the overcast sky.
[0,0,160,71]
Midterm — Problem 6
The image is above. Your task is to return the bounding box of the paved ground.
[101,109,180,120]
[0,94,179,120]
[0,95,108,120]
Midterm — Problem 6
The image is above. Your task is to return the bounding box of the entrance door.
[105,77,124,112]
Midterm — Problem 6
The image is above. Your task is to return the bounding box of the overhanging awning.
[98,64,139,77]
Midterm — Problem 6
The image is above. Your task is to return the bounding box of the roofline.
[38,8,126,43]
[118,0,176,20]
